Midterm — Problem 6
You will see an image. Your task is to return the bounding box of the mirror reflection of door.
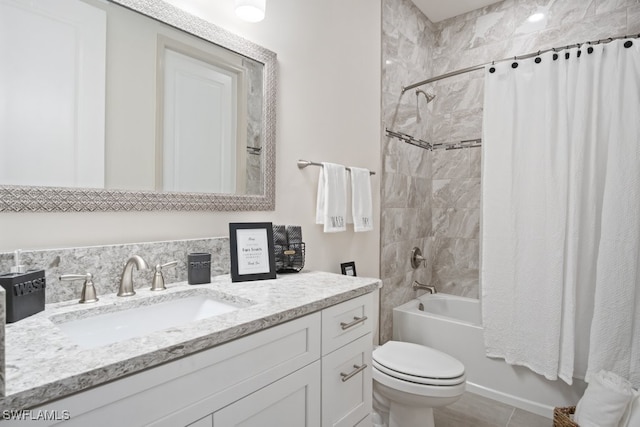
[160,45,247,194]
[0,0,106,188]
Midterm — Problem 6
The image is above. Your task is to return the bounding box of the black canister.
[0,269,46,323]
[188,253,211,285]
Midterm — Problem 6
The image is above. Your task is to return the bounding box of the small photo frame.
[229,222,277,282]
[340,261,357,277]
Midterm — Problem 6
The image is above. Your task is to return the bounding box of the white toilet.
[372,341,466,427]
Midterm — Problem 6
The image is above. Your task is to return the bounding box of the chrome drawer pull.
[340,364,368,382]
[340,315,368,330]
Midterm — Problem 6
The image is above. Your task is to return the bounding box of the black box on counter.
[187,253,211,285]
[0,269,46,323]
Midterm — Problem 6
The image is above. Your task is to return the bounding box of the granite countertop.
[0,271,380,411]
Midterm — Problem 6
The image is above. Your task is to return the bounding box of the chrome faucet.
[118,255,149,297]
[412,280,437,294]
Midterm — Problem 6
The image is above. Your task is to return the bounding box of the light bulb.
[234,0,266,23]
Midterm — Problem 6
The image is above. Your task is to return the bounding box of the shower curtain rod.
[401,33,640,93]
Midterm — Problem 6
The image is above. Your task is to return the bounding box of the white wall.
[0,0,382,279]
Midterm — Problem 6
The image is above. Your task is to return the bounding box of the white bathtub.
[392,294,586,418]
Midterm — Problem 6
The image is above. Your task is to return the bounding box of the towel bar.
[297,160,375,175]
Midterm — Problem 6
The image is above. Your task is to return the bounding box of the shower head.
[416,89,436,103]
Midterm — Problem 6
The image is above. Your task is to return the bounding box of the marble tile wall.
[381,0,436,343]
[0,238,229,304]
[380,0,639,342]
[431,148,481,297]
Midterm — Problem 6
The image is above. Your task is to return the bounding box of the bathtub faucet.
[412,280,437,294]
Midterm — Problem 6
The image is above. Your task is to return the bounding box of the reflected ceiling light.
[234,0,266,23]
[527,12,545,22]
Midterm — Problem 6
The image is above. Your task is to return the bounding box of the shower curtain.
[481,39,640,386]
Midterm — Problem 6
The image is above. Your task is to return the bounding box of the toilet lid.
[373,341,465,384]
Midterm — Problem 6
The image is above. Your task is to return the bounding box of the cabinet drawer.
[213,360,321,427]
[321,333,372,427]
[148,312,321,426]
[188,415,213,427]
[322,293,373,355]
[354,415,372,427]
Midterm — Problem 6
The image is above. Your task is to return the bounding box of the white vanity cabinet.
[212,361,321,426]
[321,293,374,427]
[24,292,374,427]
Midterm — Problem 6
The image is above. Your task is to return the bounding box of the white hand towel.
[619,389,639,427]
[574,370,635,427]
[350,167,373,232]
[315,162,347,232]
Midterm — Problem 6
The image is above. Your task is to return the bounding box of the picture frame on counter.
[340,261,357,277]
[229,222,277,282]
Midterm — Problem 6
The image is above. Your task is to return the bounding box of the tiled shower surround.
[380,0,640,342]
[0,237,230,305]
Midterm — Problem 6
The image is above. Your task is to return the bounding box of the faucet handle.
[60,273,99,303]
[151,261,178,291]
[411,247,427,269]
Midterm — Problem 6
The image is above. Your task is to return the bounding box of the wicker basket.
[553,406,578,427]
[273,242,305,273]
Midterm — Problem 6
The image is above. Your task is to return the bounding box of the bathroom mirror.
[0,0,276,212]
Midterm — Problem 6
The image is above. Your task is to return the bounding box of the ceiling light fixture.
[234,0,266,23]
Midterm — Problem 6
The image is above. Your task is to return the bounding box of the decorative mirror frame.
[0,0,276,212]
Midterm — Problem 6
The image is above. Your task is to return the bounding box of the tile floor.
[433,392,551,426]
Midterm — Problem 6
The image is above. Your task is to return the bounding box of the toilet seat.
[373,341,465,387]
[372,341,467,426]
[373,365,465,398]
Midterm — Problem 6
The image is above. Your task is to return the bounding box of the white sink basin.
[54,295,241,349]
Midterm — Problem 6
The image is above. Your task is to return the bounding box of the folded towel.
[574,370,635,427]
[619,389,639,427]
[316,162,347,232]
[350,167,373,232]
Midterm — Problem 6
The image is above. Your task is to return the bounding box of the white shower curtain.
[481,39,640,386]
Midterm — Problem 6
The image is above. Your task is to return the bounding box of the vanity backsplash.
[0,237,230,305]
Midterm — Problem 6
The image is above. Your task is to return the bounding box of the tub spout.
[412,280,437,294]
